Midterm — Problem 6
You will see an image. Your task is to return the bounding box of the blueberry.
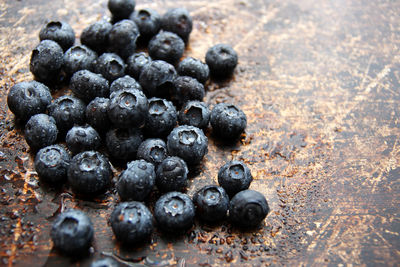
[193,185,229,223]
[25,114,58,150]
[161,8,192,43]
[108,0,136,21]
[70,70,110,103]
[107,89,148,128]
[126,52,151,80]
[171,76,205,107]
[130,8,161,43]
[85,97,111,132]
[139,60,176,98]
[90,258,119,267]
[116,160,155,201]
[178,101,210,129]
[110,201,153,244]
[30,40,64,84]
[7,81,52,122]
[109,19,139,59]
[39,21,75,51]
[136,138,168,166]
[148,31,184,65]
[95,53,125,82]
[105,128,143,161]
[210,103,247,140]
[229,190,269,228]
[154,192,195,232]
[66,125,101,154]
[51,209,93,255]
[218,160,253,197]
[156,156,188,192]
[110,75,142,94]
[205,44,238,77]
[80,20,112,53]
[67,151,112,195]
[177,57,209,84]
[34,145,70,184]
[145,97,177,137]
[167,125,208,165]
[63,45,97,77]
[48,95,86,135]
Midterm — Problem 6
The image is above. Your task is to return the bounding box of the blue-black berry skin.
[30,40,64,84]
[66,125,101,154]
[39,21,75,51]
[110,201,153,244]
[126,52,151,80]
[210,103,247,140]
[193,185,229,223]
[108,0,136,21]
[178,101,210,129]
[130,8,161,43]
[156,156,188,192]
[116,160,155,201]
[167,125,208,165]
[25,114,58,150]
[145,97,177,137]
[7,81,52,122]
[161,8,193,43]
[67,151,112,195]
[177,57,210,84]
[136,138,167,166]
[95,53,126,82]
[154,191,195,232]
[34,145,70,184]
[171,76,205,108]
[148,31,185,65]
[70,70,110,103]
[63,45,98,77]
[85,97,111,132]
[50,209,94,255]
[205,44,238,77]
[139,60,177,98]
[48,95,86,135]
[105,128,143,161]
[110,75,142,94]
[109,19,139,59]
[80,20,112,53]
[107,89,148,129]
[218,160,253,197]
[229,190,269,228]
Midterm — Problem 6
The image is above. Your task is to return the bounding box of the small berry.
[108,19,139,59]
[178,101,210,129]
[177,57,210,84]
[171,76,205,107]
[63,45,97,77]
[66,125,101,154]
[70,70,110,103]
[108,0,136,21]
[218,160,253,197]
[25,114,58,150]
[161,8,192,43]
[156,156,188,192]
[193,185,229,223]
[136,138,168,166]
[130,8,161,43]
[210,103,247,140]
[205,44,238,77]
[39,21,75,51]
[126,52,151,80]
[80,20,112,53]
[110,75,142,94]
[105,128,143,161]
[95,53,125,82]
[145,97,177,137]
[30,40,63,84]
[34,145,70,184]
[148,31,184,65]
[139,60,176,98]
[85,97,111,132]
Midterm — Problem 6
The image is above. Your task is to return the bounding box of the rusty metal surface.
[1,0,399,266]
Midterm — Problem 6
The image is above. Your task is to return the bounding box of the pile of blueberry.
[7,0,270,261]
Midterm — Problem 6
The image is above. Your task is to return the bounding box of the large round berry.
[161,8,192,42]
[110,75,142,94]
[229,190,269,228]
[80,20,112,53]
[116,160,155,201]
[107,88,148,129]
[108,0,136,21]
[139,60,176,98]
[178,101,210,129]
[126,52,151,80]
[130,8,161,43]
[63,45,98,77]
[136,138,167,166]
[7,81,52,122]
[210,103,247,140]
[85,97,111,132]
[218,160,253,197]
[148,31,184,65]
[51,209,93,255]
[105,128,143,161]
[95,53,125,82]
[145,97,177,137]
[34,145,70,184]
[66,125,101,154]
[67,151,112,195]
[171,76,205,107]
[193,185,229,223]
[205,44,238,77]
[156,156,188,192]
[167,125,208,165]
[110,201,153,244]
[154,192,195,232]
[70,70,110,103]
[39,21,75,51]
[108,19,139,59]
[30,40,63,84]
[25,114,58,150]
[177,57,209,84]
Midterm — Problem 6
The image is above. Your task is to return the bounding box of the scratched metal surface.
[0,0,399,266]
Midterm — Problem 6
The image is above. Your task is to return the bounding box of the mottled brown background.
[0,0,399,266]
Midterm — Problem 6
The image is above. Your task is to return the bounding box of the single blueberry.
[205,44,238,77]
[130,8,161,43]
[161,8,192,43]
[218,160,253,197]
[105,127,143,161]
[34,144,70,184]
[63,45,98,77]
[148,31,184,65]
[66,125,101,154]
[156,156,188,192]
[39,21,75,51]
[85,97,111,132]
[108,19,139,59]
[136,138,168,166]
[178,101,210,129]
[210,103,247,140]
[25,114,58,150]
[110,75,142,94]
[177,57,209,84]
[145,97,177,137]
[81,20,112,53]
[171,76,205,107]
[126,52,152,80]
[108,0,136,21]
[70,70,110,103]
[139,60,176,98]
[193,185,229,223]
[95,53,125,82]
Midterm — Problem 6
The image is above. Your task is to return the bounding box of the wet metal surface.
[0,0,399,266]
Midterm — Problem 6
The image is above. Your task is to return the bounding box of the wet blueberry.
[139,60,176,98]
[25,114,58,150]
[156,156,188,192]
[145,97,177,137]
[171,76,205,107]
[177,57,209,84]
[108,0,136,21]
[81,20,112,53]
[218,160,253,197]
[161,8,192,43]
[178,101,210,129]
[136,138,168,166]
[70,70,110,103]
[66,125,101,154]
[95,53,125,82]
[63,45,98,77]
[205,44,238,77]
[130,8,161,43]
[193,185,229,223]
[210,103,247,140]
[110,75,142,94]
[34,144,70,184]
[39,21,75,51]
[148,31,184,65]
[108,19,139,59]
[105,128,143,161]
[126,52,151,80]
[85,97,111,133]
